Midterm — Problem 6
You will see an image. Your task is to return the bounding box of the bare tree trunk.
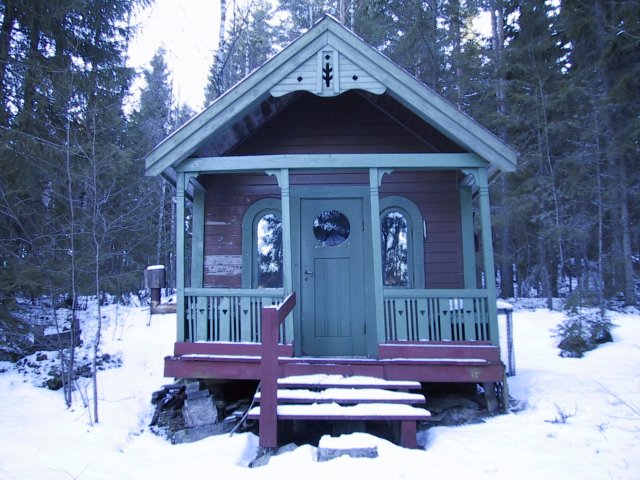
[489,0,513,299]
[533,60,565,293]
[617,155,635,305]
[0,1,17,125]
[592,106,605,312]
[538,239,553,310]
[64,96,77,409]
[89,112,101,424]
[209,0,228,99]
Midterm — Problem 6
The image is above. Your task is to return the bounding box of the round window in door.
[313,210,350,247]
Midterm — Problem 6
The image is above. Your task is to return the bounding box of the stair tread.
[247,402,432,420]
[277,374,422,390]
[254,388,426,404]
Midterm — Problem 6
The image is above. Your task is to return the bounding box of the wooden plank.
[254,388,425,404]
[276,375,421,390]
[378,343,501,362]
[246,403,431,421]
[163,355,504,382]
[173,342,294,357]
[178,153,486,173]
[259,305,279,447]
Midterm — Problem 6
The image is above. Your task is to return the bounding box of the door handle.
[304,270,313,275]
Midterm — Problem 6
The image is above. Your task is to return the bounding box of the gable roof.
[145,15,517,179]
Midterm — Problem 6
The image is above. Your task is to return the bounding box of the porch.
[164,291,506,448]
[165,287,504,383]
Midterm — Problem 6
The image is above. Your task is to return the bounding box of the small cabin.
[145,16,517,447]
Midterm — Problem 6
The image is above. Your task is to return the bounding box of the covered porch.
[168,157,503,383]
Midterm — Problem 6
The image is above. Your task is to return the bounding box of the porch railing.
[182,287,497,345]
[383,288,496,344]
[183,288,287,343]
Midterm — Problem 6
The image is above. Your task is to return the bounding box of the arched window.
[242,199,283,288]
[380,196,425,288]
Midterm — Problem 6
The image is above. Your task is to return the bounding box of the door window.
[313,210,350,247]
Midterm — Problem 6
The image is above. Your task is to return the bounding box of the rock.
[427,394,484,425]
[317,446,378,462]
[182,395,218,428]
[171,418,235,444]
[249,443,299,468]
[316,434,379,462]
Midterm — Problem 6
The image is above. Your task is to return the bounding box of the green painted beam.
[190,186,205,289]
[476,168,499,345]
[280,169,294,342]
[177,153,487,174]
[184,287,284,297]
[369,168,386,348]
[176,173,186,342]
[459,185,477,289]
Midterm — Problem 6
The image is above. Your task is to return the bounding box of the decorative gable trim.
[270,47,385,97]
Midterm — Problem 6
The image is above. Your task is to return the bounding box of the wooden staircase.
[246,374,431,448]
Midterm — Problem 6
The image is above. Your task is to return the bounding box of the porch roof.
[144,15,517,181]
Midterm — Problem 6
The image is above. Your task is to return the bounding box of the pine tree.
[559,0,639,305]
[205,0,284,103]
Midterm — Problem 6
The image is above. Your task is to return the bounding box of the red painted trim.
[401,421,418,448]
[173,342,294,357]
[378,343,501,362]
[164,356,504,383]
[260,292,297,448]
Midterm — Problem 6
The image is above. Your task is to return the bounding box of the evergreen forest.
[1,0,638,319]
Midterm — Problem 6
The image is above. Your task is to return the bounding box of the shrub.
[556,309,614,358]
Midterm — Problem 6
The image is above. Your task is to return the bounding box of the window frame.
[241,198,283,289]
[379,196,425,288]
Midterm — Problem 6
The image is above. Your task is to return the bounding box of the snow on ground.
[1,302,639,479]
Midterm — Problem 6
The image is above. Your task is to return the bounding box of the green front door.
[299,197,367,356]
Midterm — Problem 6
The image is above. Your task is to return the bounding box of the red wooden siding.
[380,170,463,289]
[229,91,456,156]
[203,173,280,288]
[202,170,463,289]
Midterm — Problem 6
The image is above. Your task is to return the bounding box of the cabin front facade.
[145,16,517,447]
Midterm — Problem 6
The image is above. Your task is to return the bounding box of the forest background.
[0,0,638,328]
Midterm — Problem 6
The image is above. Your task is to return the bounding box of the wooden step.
[276,374,422,390]
[247,402,431,421]
[247,402,431,449]
[254,387,426,405]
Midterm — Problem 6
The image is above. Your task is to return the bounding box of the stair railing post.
[260,306,279,448]
[259,292,296,449]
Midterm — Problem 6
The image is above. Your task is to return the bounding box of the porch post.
[369,168,385,347]
[280,169,294,342]
[476,168,499,345]
[280,168,292,295]
[176,172,186,342]
[190,182,205,288]
[459,185,477,289]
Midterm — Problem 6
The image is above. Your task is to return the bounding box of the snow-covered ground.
[1,302,639,479]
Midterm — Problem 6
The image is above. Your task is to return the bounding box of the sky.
[128,0,221,111]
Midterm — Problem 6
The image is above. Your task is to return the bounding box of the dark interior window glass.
[257,213,283,288]
[313,210,350,247]
[382,211,409,286]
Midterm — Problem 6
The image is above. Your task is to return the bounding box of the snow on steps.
[247,374,431,448]
[253,387,426,404]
